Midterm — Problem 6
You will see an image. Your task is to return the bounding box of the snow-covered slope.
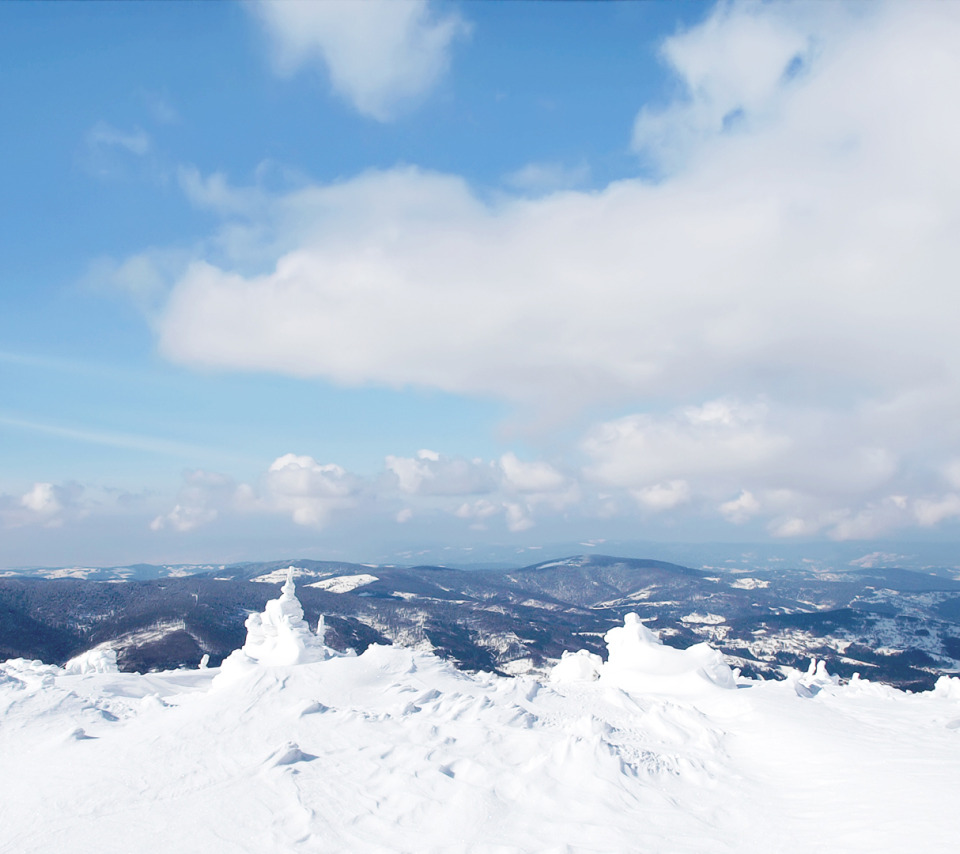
[2,572,959,853]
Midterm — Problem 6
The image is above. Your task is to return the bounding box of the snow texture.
[1,587,959,853]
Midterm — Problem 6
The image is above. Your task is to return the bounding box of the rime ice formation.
[934,675,960,700]
[550,648,603,683]
[552,612,737,693]
[63,647,119,675]
[228,567,328,668]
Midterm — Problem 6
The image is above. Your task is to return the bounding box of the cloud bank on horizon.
[3,0,960,564]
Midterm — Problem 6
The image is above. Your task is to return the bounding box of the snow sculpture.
[550,612,736,694]
[235,568,328,667]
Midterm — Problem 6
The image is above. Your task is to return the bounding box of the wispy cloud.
[86,121,151,156]
[0,414,237,462]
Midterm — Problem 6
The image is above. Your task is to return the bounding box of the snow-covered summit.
[2,598,960,852]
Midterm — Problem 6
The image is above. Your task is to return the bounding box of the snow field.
[1,572,959,853]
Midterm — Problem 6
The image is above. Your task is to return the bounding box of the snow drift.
[551,611,737,694]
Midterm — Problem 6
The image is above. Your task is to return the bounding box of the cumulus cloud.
[146,448,579,537]
[134,1,960,540]
[157,1,960,415]
[499,453,566,494]
[262,453,361,527]
[914,494,960,528]
[386,450,496,496]
[583,400,786,490]
[632,1,817,171]
[633,480,691,512]
[718,490,761,524]
[0,482,87,529]
[250,0,469,120]
[503,161,591,195]
[150,470,238,533]
[148,455,363,533]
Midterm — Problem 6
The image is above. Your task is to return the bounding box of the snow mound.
[64,647,119,676]
[934,675,960,701]
[266,741,316,767]
[550,649,603,683]
[552,613,737,694]
[223,568,328,670]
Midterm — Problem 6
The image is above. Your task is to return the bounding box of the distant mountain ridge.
[2,554,959,689]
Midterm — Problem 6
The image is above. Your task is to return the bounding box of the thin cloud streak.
[0,414,251,465]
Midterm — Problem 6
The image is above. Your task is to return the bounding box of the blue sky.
[3,0,960,568]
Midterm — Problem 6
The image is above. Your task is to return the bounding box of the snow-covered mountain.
[3,554,959,689]
[2,571,959,853]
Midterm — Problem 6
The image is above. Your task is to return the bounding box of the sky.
[3,0,960,568]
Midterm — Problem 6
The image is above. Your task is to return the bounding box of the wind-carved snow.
[551,613,737,694]
[2,587,960,852]
[307,573,378,593]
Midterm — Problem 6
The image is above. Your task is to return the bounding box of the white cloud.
[499,453,566,494]
[828,496,912,541]
[262,453,361,527]
[582,400,786,489]
[632,1,817,171]
[251,0,469,120]
[21,483,61,516]
[2,482,88,529]
[942,460,960,490]
[454,498,499,522]
[504,502,534,533]
[86,122,151,156]
[177,166,265,217]
[143,91,179,125]
[914,494,960,528]
[150,470,237,533]
[768,516,821,539]
[632,480,691,511]
[503,161,591,194]
[386,450,496,496]
[718,490,761,524]
[133,2,960,540]
[158,1,960,414]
